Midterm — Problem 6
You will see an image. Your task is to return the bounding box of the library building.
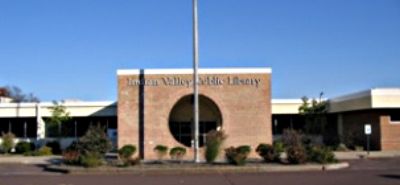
[0,67,400,160]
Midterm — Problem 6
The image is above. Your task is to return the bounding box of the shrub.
[62,142,81,165]
[154,145,168,161]
[77,125,112,157]
[282,129,303,147]
[286,146,307,164]
[205,130,227,163]
[169,146,187,162]
[273,141,285,153]
[36,146,53,156]
[46,141,62,155]
[308,146,337,164]
[63,150,81,165]
[256,143,279,162]
[63,125,111,167]
[282,129,308,164]
[118,145,137,166]
[225,145,251,166]
[80,152,103,168]
[15,141,35,154]
[1,132,15,154]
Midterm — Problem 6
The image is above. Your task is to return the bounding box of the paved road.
[0,158,400,185]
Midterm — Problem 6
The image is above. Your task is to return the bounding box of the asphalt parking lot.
[0,158,400,185]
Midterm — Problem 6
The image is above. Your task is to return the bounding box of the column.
[36,103,46,139]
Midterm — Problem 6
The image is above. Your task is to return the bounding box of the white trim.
[390,121,400,125]
[117,69,141,75]
[117,67,272,75]
[372,88,400,96]
[0,101,116,108]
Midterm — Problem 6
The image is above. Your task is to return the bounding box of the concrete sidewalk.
[0,155,62,165]
[334,151,400,160]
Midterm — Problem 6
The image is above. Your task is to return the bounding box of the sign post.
[364,124,372,155]
[192,0,200,163]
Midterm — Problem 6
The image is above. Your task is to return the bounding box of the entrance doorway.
[168,94,222,147]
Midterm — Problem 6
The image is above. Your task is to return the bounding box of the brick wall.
[118,72,272,160]
[380,110,400,150]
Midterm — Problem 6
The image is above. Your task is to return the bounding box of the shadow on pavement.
[379,174,400,180]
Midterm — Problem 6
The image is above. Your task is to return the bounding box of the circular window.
[168,95,222,147]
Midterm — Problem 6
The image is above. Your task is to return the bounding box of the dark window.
[0,118,37,138]
[272,115,306,135]
[169,121,217,147]
[390,114,400,122]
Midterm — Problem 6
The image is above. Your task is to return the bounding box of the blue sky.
[0,0,399,101]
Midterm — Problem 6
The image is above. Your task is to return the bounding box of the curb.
[45,162,350,175]
[322,162,350,171]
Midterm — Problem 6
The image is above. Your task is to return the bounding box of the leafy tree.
[46,101,71,137]
[299,92,328,135]
[1,86,39,103]
[1,132,15,154]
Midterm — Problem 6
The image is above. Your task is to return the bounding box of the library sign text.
[127,76,262,88]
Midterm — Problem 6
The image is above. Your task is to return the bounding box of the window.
[390,114,400,123]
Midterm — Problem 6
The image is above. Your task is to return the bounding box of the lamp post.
[193,0,200,163]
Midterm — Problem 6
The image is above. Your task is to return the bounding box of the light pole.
[193,0,200,163]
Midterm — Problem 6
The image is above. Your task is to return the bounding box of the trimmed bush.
[154,145,168,161]
[118,145,137,166]
[36,146,53,156]
[225,145,251,166]
[256,143,279,162]
[308,146,337,164]
[46,141,61,155]
[169,146,187,162]
[1,132,15,154]
[80,152,103,168]
[286,146,307,164]
[205,130,227,163]
[15,141,35,154]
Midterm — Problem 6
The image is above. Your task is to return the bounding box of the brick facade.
[118,69,272,160]
[340,110,400,151]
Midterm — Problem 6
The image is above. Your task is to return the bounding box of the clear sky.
[0,0,399,101]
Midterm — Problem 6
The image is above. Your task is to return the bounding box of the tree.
[46,101,71,137]
[0,86,39,102]
[76,125,112,157]
[298,92,328,135]
[0,88,9,97]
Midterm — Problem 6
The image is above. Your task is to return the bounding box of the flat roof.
[329,88,400,112]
